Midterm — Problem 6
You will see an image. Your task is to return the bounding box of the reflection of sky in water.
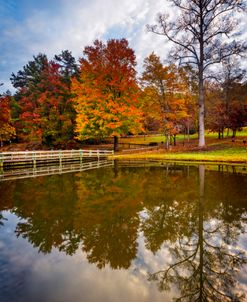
[1,209,246,302]
[238,224,247,292]
[0,212,172,302]
[0,165,247,302]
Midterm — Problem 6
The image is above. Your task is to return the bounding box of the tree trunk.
[170,135,173,146]
[165,133,169,149]
[187,122,190,142]
[173,135,176,146]
[198,165,205,301]
[198,5,205,148]
[227,128,230,137]
[198,68,205,147]
[113,136,119,152]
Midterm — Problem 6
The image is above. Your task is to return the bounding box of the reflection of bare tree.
[0,213,7,227]
[148,165,247,302]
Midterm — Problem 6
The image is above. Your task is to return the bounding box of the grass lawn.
[112,146,247,163]
[113,128,247,163]
[119,128,247,145]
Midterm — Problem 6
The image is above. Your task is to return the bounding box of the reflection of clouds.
[237,230,247,294]
[239,225,247,250]
[136,232,172,273]
[238,265,247,302]
[0,212,171,302]
[25,249,170,302]
[1,208,247,302]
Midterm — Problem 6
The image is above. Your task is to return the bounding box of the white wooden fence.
[0,149,114,168]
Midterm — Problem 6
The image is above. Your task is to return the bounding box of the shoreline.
[109,150,247,164]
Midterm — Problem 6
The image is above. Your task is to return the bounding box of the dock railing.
[0,149,114,168]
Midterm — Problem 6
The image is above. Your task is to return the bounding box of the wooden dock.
[0,149,114,169]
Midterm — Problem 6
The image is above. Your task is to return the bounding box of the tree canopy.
[71,38,143,150]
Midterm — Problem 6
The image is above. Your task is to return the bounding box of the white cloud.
[0,0,173,93]
[2,0,245,94]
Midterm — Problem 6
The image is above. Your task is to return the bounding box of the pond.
[0,161,247,302]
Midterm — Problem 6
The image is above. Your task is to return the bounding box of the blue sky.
[0,0,170,93]
[0,0,246,94]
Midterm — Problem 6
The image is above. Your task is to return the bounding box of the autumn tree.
[141,53,193,147]
[11,52,77,145]
[219,59,247,137]
[140,53,166,134]
[0,93,16,147]
[54,50,79,85]
[34,61,75,145]
[11,54,49,141]
[206,60,247,138]
[71,39,143,151]
[148,0,246,147]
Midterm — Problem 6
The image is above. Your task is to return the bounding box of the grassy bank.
[111,146,247,163]
[113,128,247,164]
[119,128,247,145]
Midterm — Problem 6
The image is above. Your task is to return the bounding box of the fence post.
[0,153,3,169]
[32,152,36,168]
[80,149,83,163]
[97,150,100,161]
[59,151,62,165]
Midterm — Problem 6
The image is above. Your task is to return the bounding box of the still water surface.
[0,162,247,302]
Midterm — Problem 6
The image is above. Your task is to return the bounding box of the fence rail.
[0,149,114,168]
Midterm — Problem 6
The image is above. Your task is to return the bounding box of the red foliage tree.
[0,95,16,147]
[16,60,75,145]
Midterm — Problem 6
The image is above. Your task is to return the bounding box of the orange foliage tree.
[141,53,195,147]
[71,39,143,151]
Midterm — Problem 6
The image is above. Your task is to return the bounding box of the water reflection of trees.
[74,168,143,268]
[146,165,247,301]
[0,164,247,299]
[0,167,143,269]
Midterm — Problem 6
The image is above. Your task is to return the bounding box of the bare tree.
[148,0,246,147]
